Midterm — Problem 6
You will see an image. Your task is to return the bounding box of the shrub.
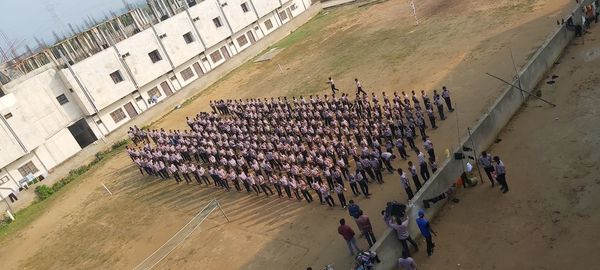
[111,139,129,150]
[34,185,54,201]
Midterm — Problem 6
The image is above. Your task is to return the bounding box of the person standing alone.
[327,77,339,95]
[416,210,436,256]
[355,78,367,96]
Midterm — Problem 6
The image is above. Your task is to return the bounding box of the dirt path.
[0,0,578,269]
[411,23,600,270]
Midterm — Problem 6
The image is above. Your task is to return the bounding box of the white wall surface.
[34,128,82,170]
[221,0,259,33]
[154,12,205,67]
[188,0,233,48]
[252,0,282,17]
[0,69,83,156]
[0,120,26,169]
[65,48,137,112]
[117,29,173,87]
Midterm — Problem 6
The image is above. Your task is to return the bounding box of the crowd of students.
[126,82,455,209]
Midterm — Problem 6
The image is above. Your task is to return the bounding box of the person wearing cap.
[416,210,436,256]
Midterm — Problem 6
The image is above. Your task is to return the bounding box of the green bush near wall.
[32,139,130,201]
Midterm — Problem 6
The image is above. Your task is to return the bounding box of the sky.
[0,0,144,55]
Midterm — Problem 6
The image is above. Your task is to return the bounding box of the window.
[213,17,223,28]
[236,35,249,47]
[264,19,273,30]
[18,161,39,177]
[291,4,297,11]
[278,11,288,22]
[148,87,162,98]
[110,70,124,84]
[159,33,167,39]
[181,67,195,81]
[110,108,127,123]
[148,50,162,63]
[56,94,69,105]
[0,176,9,185]
[183,32,194,44]
[241,2,250,13]
[4,112,13,119]
[210,50,223,63]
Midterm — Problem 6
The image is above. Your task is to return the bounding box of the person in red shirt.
[338,218,361,255]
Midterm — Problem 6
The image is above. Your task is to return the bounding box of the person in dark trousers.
[355,171,371,198]
[494,156,509,193]
[398,168,414,200]
[407,161,422,191]
[442,86,454,112]
[348,174,361,196]
[416,209,436,256]
[348,200,362,229]
[386,215,419,257]
[334,182,348,208]
[427,107,437,129]
[423,138,435,162]
[327,77,339,95]
[433,90,446,120]
[417,152,430,181]
[479,151,496,186]
[355,78,367,96]
[338,218,361,255]
[357,210,376,247]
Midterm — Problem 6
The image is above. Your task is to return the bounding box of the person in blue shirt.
[416,209,436,256]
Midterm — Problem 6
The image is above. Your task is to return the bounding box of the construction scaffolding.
[0,0,199,84]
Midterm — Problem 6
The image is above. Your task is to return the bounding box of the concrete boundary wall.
[372,2,592,268]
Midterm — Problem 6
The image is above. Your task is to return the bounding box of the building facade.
[0,0,311,197]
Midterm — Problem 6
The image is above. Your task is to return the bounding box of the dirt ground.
[0,0,581,269]
[410,27,600,270]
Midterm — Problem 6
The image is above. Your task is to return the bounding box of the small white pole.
[102,183,113,196]
[216,200,230,222]
[6,210,15,221]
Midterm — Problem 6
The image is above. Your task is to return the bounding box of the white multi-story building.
[0,0,311,198]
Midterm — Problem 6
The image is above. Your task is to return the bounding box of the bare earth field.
[411,28,600,269]
[0,0,582,269]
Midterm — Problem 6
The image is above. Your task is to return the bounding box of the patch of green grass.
[0,139,129,242]
[0,199,51,241]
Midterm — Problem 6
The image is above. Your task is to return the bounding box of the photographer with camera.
[384,210,419,257]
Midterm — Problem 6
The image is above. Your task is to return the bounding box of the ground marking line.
[134,199,219,270]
